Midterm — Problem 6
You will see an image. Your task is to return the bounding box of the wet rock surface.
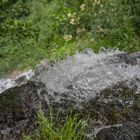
[0,49,140,140]
[0,70,34,93]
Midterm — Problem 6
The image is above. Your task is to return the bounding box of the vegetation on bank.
[0,0,140,76]
[22,111,87,140]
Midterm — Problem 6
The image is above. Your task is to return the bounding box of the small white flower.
[76,28,82,34]
[67,13,72,18]
[70,19,75,25]
[97,0,101,5]
[80,4,86,11]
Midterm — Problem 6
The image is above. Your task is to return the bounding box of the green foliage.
[22,111,87,140]
[60,0,139,51]
[0,0,140,76]
[131,0,140,35]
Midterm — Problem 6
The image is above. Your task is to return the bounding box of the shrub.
[0,0,140,76]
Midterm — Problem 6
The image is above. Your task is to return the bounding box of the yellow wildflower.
[63,34,73,41]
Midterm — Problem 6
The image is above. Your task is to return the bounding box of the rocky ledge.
[0,49,140,140]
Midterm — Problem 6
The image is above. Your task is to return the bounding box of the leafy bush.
[60,0,139,51]
[130,0,140,35]
[0,0,140,76]
[22,111,87,140]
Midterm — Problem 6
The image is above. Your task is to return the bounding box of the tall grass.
[22,111,87,140]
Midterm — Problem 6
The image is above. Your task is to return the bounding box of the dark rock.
[0,81,43,140]
[95,122,140,140]
[0,50,140,139]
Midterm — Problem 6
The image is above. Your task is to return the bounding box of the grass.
[22,111,87,140]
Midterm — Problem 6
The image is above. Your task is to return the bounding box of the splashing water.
[0,49,140,98]
[0,49,140,140]
[33,49,140,107]
[0,70,34,93]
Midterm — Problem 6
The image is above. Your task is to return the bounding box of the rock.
[34,59,49,75]
[0,81,43,140]
[95,122,140,140]
[0,49,140,140]
[0,70,34,93]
